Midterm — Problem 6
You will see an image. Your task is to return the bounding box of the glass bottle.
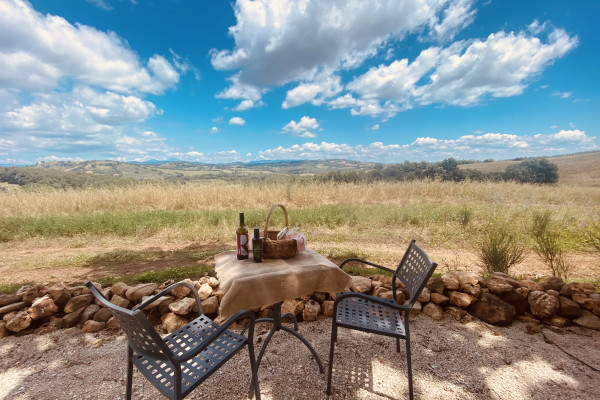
[252,227,262,263]
[236,212,249,260]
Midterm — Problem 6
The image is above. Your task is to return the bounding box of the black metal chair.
[326,240,437,399]
[85,281,260,400]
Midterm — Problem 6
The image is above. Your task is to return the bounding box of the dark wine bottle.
[252,227,262,263]
[236,212,249,260]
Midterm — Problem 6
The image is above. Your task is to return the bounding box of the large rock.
[61,306,87,328]
[201,296,219,315]
[78,304,101,325]
[501,290,528,315]
[169,297,197,315]
[454,271,481,288]
[207,277,220,289]
[64,294,94,313]
[323,300,335,317]
[418,287,431,303]
[538,277,565,292]
[573,310,600,330]
[446,306,468,321]
[302,299,321,321]
[28,295,59,320]
[564,282,596,296]
[44,282,71,304]
[17,285,46,305]
[93,307,113,323]
[558,296,583,319]
[409,301,422,318]
[0,320,8,339]
[161,313,189,333]
[484,276,515,295]
[350,276,372,293]
[430,292,449,305]
[427,277,445,295]
[370,274,393,290]
[448,291,477,308]
[6,310,32,332]
[472,292,516,326]
[441,273,460,291]
[580,298,600,316]
[125,283,158,302]
[528,291,559,319]
[0,294,22,307]
[423,302,443,320]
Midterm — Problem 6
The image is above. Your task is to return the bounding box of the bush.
[585,221,600,256]
[503,158,559,184]
[477,220,525,274]
[530,210,572,280]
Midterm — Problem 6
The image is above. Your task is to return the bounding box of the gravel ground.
[1,314,599,400]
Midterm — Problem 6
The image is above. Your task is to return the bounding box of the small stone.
[282,299,306,316]
[312,292,327,303]
[0,294,22,307]
[64,294,93,314]
[198,283,213,300]
[528,291,559,319]
[161,313,189,333]
[484,277,514,295]
[171,279,194,299]
[6,310,32,332]
[546,289,559,298]
[208,277,220,289]
[418,287,431,303]
[323,300,335,317]
[111,282,129,297]
[61,306,87,328]
[140,295,172,309]
[446,306,467,321]
[0,320,9,338]
[427,277,445,294]
[409,301,422,318]
[373,286,393,300]
[17,285,46,305]
[45,282,71,304]
[81,320,106,333]
[454,271,481,288]
[79,304,100,325]
[572,310,600,330]
[525,324,541,334]
[350,276,372,293]
[544,315,570,328]
[110,294,131,309]
[580,298,600,316]
[106,317,120,330]
[430,293,449,305]
[423,302,443,320]
[448,291,477,308]
[93,307,113,323]
[302,299,321,321]
[441,273,460,290]
[81,282,102,295]
[201,296,219,315]
[461,284,482,298]
[169,297,197,315]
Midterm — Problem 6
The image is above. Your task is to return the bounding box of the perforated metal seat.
[86,281,260,400]
[327,240,437,400]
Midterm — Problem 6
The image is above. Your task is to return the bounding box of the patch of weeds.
[476,219,525,275]
[0,282,32,295]
[95,264,215,287]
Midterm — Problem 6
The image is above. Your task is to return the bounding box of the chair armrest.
[136,281,203,314]
[339,258,395,274]
[172,309,256,363]
[333,291,413,313]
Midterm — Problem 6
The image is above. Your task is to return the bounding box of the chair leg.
[405,329,414,400]
[326,323,337,396]
[126,347,133,400]
[247,342,261,400]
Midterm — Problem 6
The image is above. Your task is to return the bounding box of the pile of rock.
[1,271,599,339]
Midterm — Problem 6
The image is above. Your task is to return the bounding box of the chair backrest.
[393,240,438,306]
[85,282,170,360]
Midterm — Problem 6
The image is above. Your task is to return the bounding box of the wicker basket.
[263,203,298,259]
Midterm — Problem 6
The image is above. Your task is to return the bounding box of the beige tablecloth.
[215,248,351,319]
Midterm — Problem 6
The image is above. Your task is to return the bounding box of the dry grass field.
[1,177,599,291]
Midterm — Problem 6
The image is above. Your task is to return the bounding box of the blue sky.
[0,0,598,165]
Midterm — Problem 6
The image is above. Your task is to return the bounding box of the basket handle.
[265,203,289,240]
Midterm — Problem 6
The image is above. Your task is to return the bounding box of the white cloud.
[229,117,246,125]
[282,116,320,138]
[372,124,380,130]
[552,91,573,99]
[211,0,476,106]
[233,99,263,111]
[211,127,219,133]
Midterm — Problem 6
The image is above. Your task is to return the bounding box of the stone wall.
[1,272,599,339]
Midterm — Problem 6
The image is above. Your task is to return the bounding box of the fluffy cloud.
[229,117,246,125]
[0,0,182,95]
[341,27,578,117]
[282,116,320,138]
[255,130,596,163]
[211,0,476,104]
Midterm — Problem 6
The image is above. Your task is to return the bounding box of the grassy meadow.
[1,179,599,292]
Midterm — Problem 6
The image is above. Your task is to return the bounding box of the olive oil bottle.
[236,212,249,260]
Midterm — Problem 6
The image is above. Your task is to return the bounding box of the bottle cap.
[254,227,260,238]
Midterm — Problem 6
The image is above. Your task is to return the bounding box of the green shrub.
[585,221,600,256]
[477,220,525,274]
[530,210,572,280]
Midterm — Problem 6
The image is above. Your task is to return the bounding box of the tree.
[503,158,559,184]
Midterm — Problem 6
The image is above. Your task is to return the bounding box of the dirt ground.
[1,313,599,399]
[0,237,598,287]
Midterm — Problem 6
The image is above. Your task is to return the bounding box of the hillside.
[459,151,600,187]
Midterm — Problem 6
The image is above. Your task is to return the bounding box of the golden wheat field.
[0,179,599,288]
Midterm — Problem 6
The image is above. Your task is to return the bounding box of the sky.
[0,0,598,165]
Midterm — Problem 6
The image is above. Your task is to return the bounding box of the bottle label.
[237,233,248,257]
